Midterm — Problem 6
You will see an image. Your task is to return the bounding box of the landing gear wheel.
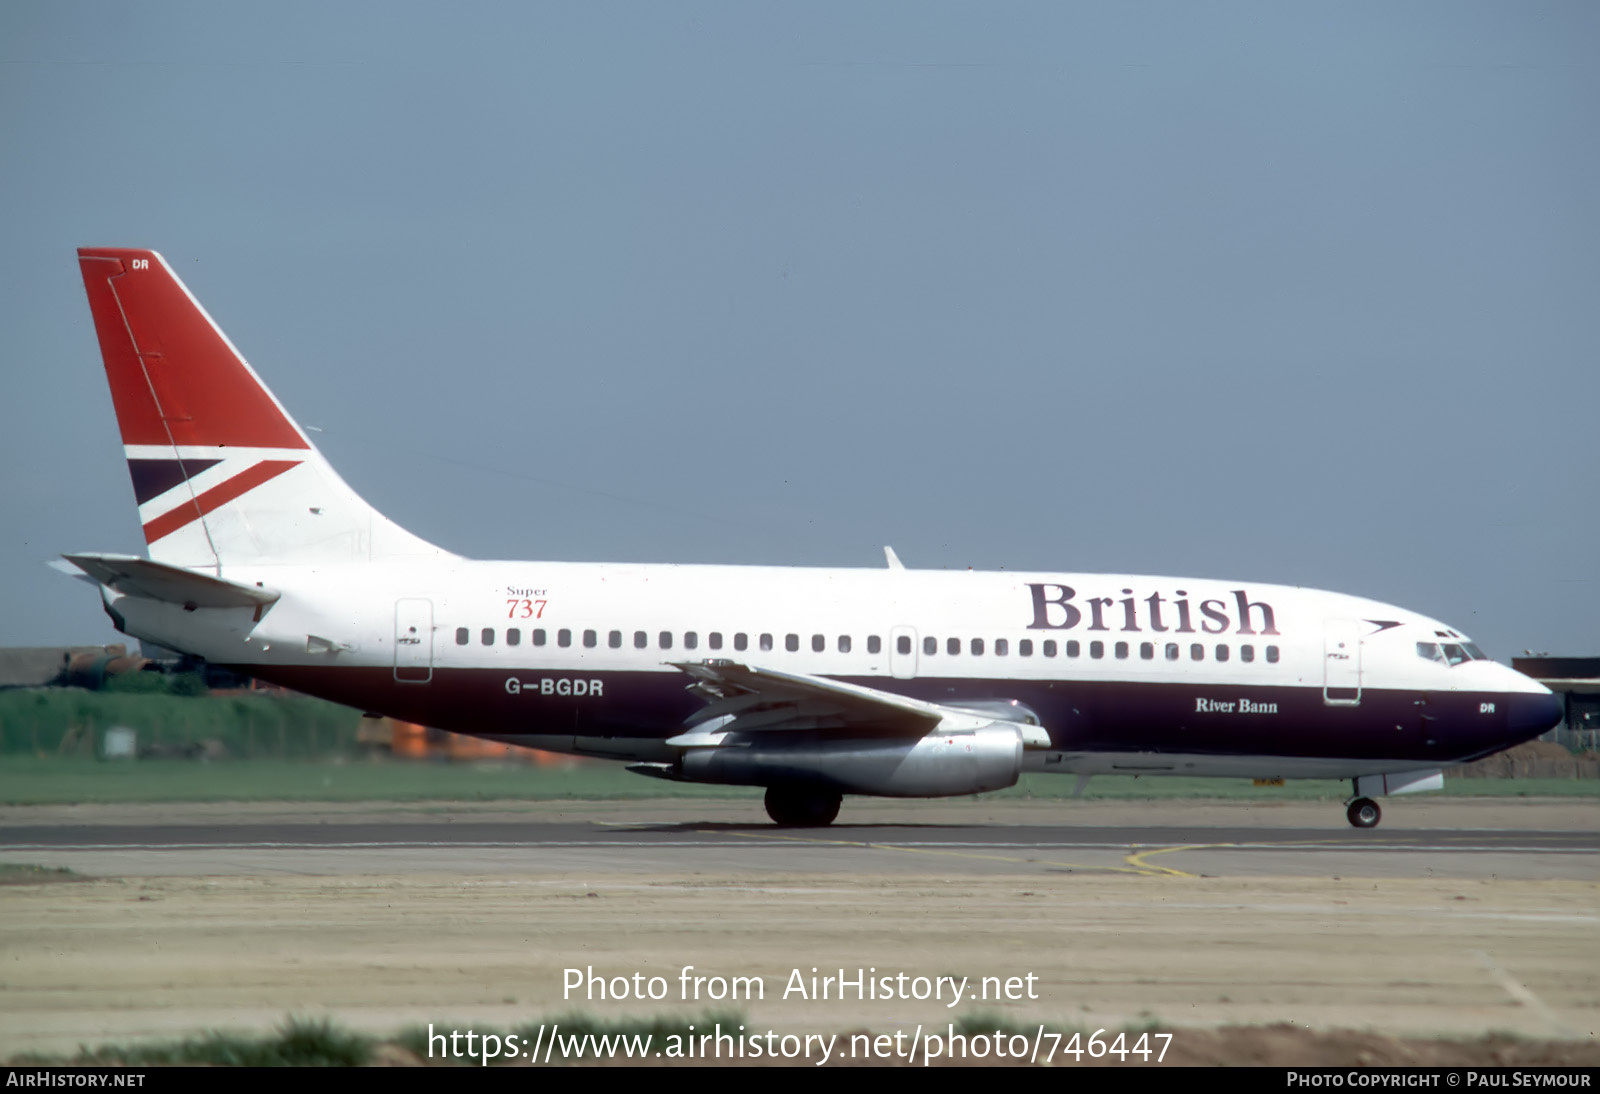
[1346,797,1382,829]
[764,787,842,828]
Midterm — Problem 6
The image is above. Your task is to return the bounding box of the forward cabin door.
[394,598,434,683]
[1322,618,1361,705]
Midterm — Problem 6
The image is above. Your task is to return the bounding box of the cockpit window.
[1418,640,1490,666]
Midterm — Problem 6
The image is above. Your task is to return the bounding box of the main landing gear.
[1346,796,1382,829]
[764,786,842,828]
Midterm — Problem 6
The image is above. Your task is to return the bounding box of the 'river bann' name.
[1026,585,1280,636]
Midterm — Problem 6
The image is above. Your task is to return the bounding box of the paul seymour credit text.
[563,965,1040,1007]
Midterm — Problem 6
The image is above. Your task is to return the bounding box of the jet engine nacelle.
[679,722,1026,797]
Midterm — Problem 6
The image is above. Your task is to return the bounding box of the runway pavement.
[3,799,1595,879]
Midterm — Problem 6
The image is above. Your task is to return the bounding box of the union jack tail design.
[77,248,448,570]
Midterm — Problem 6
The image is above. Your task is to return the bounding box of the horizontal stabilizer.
[47,558,98,585]
[62,553,280,609]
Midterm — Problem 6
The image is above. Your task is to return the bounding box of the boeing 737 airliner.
[62,248,1563,827]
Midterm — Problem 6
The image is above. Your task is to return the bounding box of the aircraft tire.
[764,787,842,828]
[1346,797,1382,829]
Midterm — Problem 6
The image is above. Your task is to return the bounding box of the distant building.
[1512,657,1600,752]
[0,643,259,694]
[0,645,141,690]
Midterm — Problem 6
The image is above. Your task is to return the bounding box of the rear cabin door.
[394,598,434,683]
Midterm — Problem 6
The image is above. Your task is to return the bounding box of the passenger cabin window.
[482,628,495,646]
[1240,645,1254,663]
[761,633,774,652]
[583,629,597,648]
[710,632,723,650]
[786,634,799,652]
[1215,644,1229,662]
[1191,643,1203,661]
[947,637,960,656]
[995,639,1009,656]
[1266,645,1279,663]
[1090,641,1103,659]
[735,633,749,651]
[1115,641,1129,660]
[507,628,521,646]
[684,632,698,650]
[1019,640,1032,656]
[812,634,825,653]
[455,627,469,646]
[1140,642,1154,660]
[923,636,937,656]
[867,636,881,654]
[971,638,985,656]
[1166,642,1179,661]
[557,629,571,648]
[608,630,621,649]
[1067,640,1081,658]
[1043,640,1057,657]
[532,629,546,647]
[896,635,911,655]
[634,631,648,649]
[659,631,673,650]
[838,635,851,653]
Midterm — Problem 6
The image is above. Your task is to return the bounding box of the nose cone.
[1506,690,1563,739]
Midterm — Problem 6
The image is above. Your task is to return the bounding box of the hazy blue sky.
[3,3,1595,657]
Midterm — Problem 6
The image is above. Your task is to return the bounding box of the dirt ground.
[3,798,1595,1065]
[2,869,1595,1065]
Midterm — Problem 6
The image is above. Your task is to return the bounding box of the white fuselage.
[104,558,1555,781]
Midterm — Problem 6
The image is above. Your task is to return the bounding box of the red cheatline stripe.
[142,459,300,545]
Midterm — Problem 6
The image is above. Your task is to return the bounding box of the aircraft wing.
[62,553,280,609]
[667,659,1049,747]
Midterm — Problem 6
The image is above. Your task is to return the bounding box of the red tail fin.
[77,248,309,450]
[76,248,449,567]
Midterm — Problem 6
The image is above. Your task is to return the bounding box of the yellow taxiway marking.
[715,829,1164,876]
[1122,844,1210,878]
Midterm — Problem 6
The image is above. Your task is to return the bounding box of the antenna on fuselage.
[884,546,905,570]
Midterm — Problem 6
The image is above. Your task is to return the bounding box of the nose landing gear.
[1346,796,1382,829]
